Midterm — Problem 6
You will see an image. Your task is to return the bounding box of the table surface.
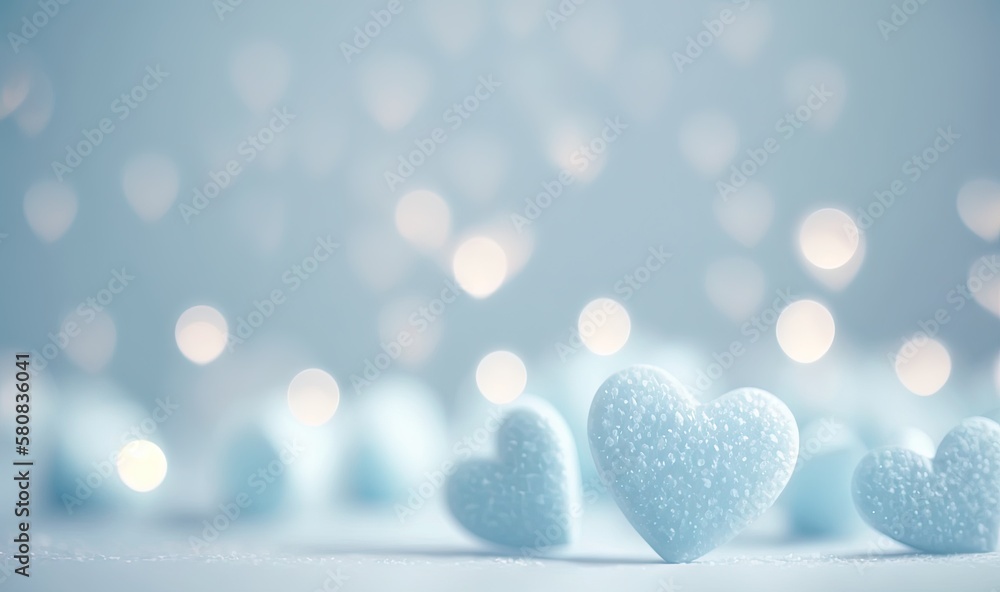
[6,504,1000,592]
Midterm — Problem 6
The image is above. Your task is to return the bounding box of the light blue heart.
[447,400,582,552]
[588,365,799,563]
[852,416,1000,554]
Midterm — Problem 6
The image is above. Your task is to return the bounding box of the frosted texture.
[447,401,582,552]
[852,416,1000,554]
[588,365,799,563]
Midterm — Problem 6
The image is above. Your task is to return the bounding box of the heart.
[588,365,799,563]
[852,416,1000,554]
[446,400,582,551]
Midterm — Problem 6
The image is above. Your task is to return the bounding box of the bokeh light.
[2,6,999,582]
[287,368,341,426]
[968,255,1000,318]
[230,41,290,113]
[714,181,774,248]
[473,219,535,277]
[957,178,1000,241]
[475,350,528,404]
[559,3,623,74]
[420,0,485,56]
[394,190,452,250]
[0,66,31,119]
[12,67,53,136]
[348,223,416,293]
[717,2,773,65]
[705,257,766,322]
[175,305,229,365]
[350,376,448,499]
[233,193,287,255]
[546,118,609,183]
[894,337,952,396]
[359,53,431,131]
[887,426,937,458]
[64,311,117,373]
[23,180,77,243]
[297,114,348,178]
[497,0,547,36]
[578,298,631,356]
[994,352,1000,395]
[116,440,168,493]
[784,59,847,131]
[678,111,739,176]
[614,49,671,123]
[121,154,180,222]
[799,208,859,270]
[804,234,867,292]
[452,236,508,298]
[776,299,836,363]
[379,297,444,368]
[443,133,509,203]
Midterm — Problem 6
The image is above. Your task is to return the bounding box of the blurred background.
[0,0,999,565]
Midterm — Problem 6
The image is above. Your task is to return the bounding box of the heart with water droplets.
[446,400,582,552]
[852,416,1000,554]
[588,365,799,563]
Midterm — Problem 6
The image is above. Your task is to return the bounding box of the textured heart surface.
[588,365,799,563]
[852,416,1000,553]
[447,400,581,551]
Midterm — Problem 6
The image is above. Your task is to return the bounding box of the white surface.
[7,504,1000,591]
